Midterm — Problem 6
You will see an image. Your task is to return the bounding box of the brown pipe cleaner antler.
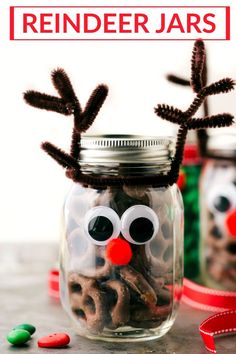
[24,69,172,187]
[24,41,234,188]
[24,68,108,174]
[155,39,235,184]
[167,39,210,156]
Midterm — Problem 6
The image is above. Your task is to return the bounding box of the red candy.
[106,238,132,266]
[38,333,70,348]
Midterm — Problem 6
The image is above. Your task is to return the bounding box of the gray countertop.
[0,243,234,354]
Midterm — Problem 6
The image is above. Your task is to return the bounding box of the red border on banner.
[225,6,230,40]
[9,6,230,41]
[10,7,15,40]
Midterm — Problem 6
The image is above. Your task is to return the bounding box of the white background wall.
[1,0,236,242]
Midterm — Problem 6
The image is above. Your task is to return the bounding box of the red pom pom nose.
[106,238,133,266]
[225,210,236,237]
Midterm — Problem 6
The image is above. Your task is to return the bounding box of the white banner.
[10,6,230,41]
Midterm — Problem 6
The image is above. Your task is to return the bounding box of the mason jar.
[60,135,184,342]
[200,132,236,291]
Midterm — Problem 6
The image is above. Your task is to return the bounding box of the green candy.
[7,329,31,346]
[13,323,36,335]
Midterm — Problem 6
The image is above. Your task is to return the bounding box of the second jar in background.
[200,132,236,291]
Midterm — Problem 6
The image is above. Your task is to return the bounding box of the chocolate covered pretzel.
[103,279,130,329]
[68,273,106,332]
[129,303,171,329]
[206,207,236,290]
[120,266,157,306]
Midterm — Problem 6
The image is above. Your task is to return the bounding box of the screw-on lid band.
[79,135,175,176]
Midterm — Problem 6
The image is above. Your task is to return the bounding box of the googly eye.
[121,205,159,245]
[207,184,236,213]
[84,206,121,245]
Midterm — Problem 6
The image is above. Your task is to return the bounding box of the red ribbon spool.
[199,310,236,353]
[183,278,236,352]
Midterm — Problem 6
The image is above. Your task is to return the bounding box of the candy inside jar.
[59,136,184,341]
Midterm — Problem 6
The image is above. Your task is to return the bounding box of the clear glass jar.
[200,132,236,291]
[60,136,184,342]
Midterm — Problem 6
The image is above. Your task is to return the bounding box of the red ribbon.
[182,278,236,312]
[48,269,60,300]
[199,310,236,353]
[48,270,236,352]
[183,278,236,352]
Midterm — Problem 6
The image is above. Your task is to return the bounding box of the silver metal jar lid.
[79,135,175,176]
[207,130,236,158]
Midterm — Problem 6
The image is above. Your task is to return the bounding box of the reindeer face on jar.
[208,183,236,237]
[204,161,236,289]
[66,185,176,280]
